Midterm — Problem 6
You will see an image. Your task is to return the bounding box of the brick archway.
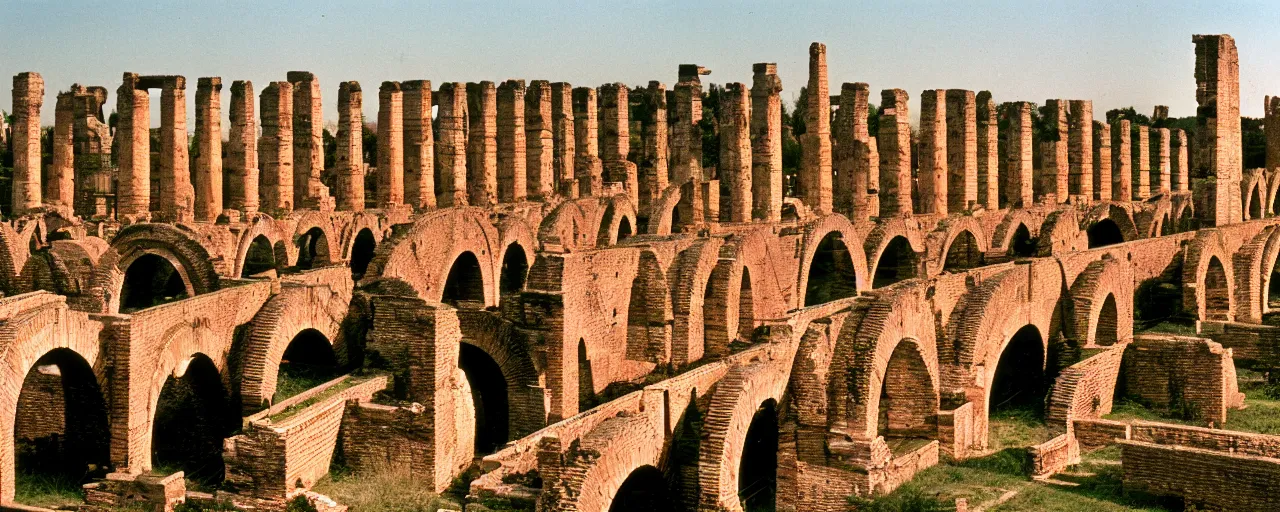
[87,223,220,314]
[364,207,501,306]
[1070,256,1134,347]
[233,216,290,276]
[1183,231,1236,322]
[696,359,791,511]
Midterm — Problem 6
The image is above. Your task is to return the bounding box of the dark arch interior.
[1205,256,1230,321]
[1096,294,1119,346]
[671,204,684,233]
[738,399,777,511]
[1269,255,1280,312]
[459,343,509,454]
[275,328,341,403]
[666,395,701,509]
[242,235,277,277]
[349,228,376,280]
[1087,219,1124,249]
[610,465,671,512]
[1251,187,1265,219]
[738,269,755,341]
[120,253,188,313]
[578,339,595,409]
[442,251,485,308]
[942,230,984,272]
[296,227,331,270]
[14,349,109,501]
[804,232,858,305]
[1134,261,1185,329]
[152,354,234,487]
[877,341,937,442]
[872,236,918,289]
[989,325,1046,416]
[1007,223,1037,258]
[1160,212,1174,236]
[499,243,529,295]
[617,217,633,243]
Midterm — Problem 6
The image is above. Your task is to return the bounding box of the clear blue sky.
[3,0,1278,127]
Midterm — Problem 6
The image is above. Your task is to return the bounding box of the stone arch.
[443,251,487,308]
[1244,170,1267,220]
[645,184,684,236]
[87,223,220,314]
[339,212,384,263]
[1269,169,1280,217]
[1037,208,1088,256]
[721,228,789,321]
[1082,203,1139,246]
[596,195,639,247]
[1231,227,1277,323]
[796,215,869,307]
[363,207,501,306]
[670,238,725,366]
[864,218,923,289]
[1183,231,1235,322]
[548,412,665,512]
[539,199,592,251]
[1070,256,1134,347]
[498,241,531,295]
[0,223,35,296]
[232,215,290,277]
[12,347,110,501]
[291,215,341,269]
[626,251,673,364]
[697,360,790,511]
[609,465,672,511]
[143,320,230,474]
[457,311,546,440]
[238,281,351,412]
[989,209,1038,253]
[925,215,990,275]
[1171,197,1196,233]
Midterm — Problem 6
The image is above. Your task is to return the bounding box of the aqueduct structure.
[0,33,1277,511]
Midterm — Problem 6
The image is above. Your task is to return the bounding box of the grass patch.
[1225,372,1280,434]
[273,362,345,403]
[1137,320,1196,335]
[14,471,83,508]
[313,465,439,511]
[1103,399,1195,426]
[988,406,1054,449]
[269,373,370,423]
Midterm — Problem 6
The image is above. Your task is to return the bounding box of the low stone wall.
[1028,433,1079,479]
[1122,334,1244,425]
[1128,420,1280,458]
[82,471,185,511]
[1072,418,1131,451]
[937,402,974,459]
[1202,320,1280,365]
[1121,440,1280,510]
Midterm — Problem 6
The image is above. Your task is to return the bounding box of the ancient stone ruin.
[0,33,1277,512]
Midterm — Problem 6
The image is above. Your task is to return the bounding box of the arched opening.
[1251,186,1265,219]
[1096,294,1119,346]
[442,251,485,309]
[1205,256,1230,321]
[667,394,701,508]
[670,204,684,233]
[1269,254,1280,312]
[242,235,277,277]
[877,340,937,443]
[942,230,984,272]
[578,339,595,409]
[1087,219,1124,249]
[13,349,109,506]
[1007,223,1037,258]
[349,228,376,280]
[609,465,671,512]
[804,232,858,306]
[989,325,1046,416]
[120,254,189,313]
[738,399,777,511]
[737,269,755,341]
[626,254,668,362]
[1160,212,1174,236]
[617,217,633,243]
[274,329,341,403]
[872,236,918,289]
[152,354,234,487]
[1273,189,1280,220]
[458,343,509,455]
[296,227,331,270]
[499,243,529,295]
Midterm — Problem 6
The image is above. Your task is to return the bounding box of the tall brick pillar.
[599,83,636,205]
[720,83,752,223]
[1000,101,1033,208]
[1172,129,1190,192]
[403,80,435,210]
[258,81,294,215]
[1194,34,1242,226]
[497,80,527,203]
[115,73,149,220]
[378,81,404,208]
[1111,120,1132,201]
[158,77,194,222]
[228,81,259,214]
[946,89,977,212]
[572,87,602,196]
[435,83,469,207]
[335,81,364,211]
[1267,96,1280,174]
[750,64,782,222]
[976,91,998,211]
[1067,100,1093,199]
[671,65,706,184]
[524,80,554,201]
[467,81,498,207]
[12,72,44,215]
[1039,99,1068,203]
[918,89,947,215]
[49,89,74,209]
[637,81,669,215]
[550,82,576,196]
[1151,127,1171,194]
[878,89,912,216]
[193,77,223,221]
[1092,120,1112,201]
[287,71,334,211]
[801,43,833,215]
[1132,124,1150,199]
[72,85,113,218]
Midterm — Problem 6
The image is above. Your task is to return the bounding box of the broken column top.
[122,73,184,89]
[197,77,222,89]
[402,80,432,91]
[752,63,778,75]
[380,81,400,92]
[678,64,710,83]
[810,42,826,55]
[1153,105,1169,121]
[287,71,317,82]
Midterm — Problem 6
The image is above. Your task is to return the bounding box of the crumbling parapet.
[287,71,334,211]
[550,82,576,196]
[378,81,405,208]
[1068,99,1094,199]
[115,73,149,220]
[436,82,469,207]
[946,89,977,212]
[599,82,636,205]
[497,79,528,203]
[467,81,499,207]
[524,80,554,201]
[918,89,947,215]
[335,81,365,211]
[572,86,602,196]
[671,64,707,184]
[1151,127,1171,194]
[637,81,669,215]
[193,77,223,221]
[801,43,833,215]
[403,80,435,210]
[719,82,752,223]
[878,89,912,216]
[750,64,783,222]
[976,91,997,210]
[259,81,295,215]
[1000,101,1033,208]
[1132,124,1151,199]
[228,80,259,214]
[1172,128,1190,192]
[49,89,74,209]
[1194,34,1243,226]
[1093,120,1112,201]
[1039,99,1069,203]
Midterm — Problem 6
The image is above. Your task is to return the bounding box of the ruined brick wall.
[1194,34,1243,226]
[1121,440,1280,510]
[1121,335,1244,426]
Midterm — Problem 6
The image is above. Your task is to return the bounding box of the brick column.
[228,80,259,214]
[1039,99,1068,203]
[49,89,74,208]
[720,83,751,223]
[403,80,435,210]
[378,81,404,208]
[946,89,977,212]
[550,82,576,196]
[467,81,498,207]
[1172,129,1190,192]
[435,83,469,207]
[750,65,782,222]
[258,81,294,215]
[193,77,223,221]
[801,43,833,215]
[1151,127,1171,194]
[1194,34,1242,225]
[1111,120,1132,202]
[637,81,668,215]
[878,89,912,216]
[72,85,113,218]
[115,73,149,219]
[524,80,554,201]
[976,91,998,211]
[1068,100,1093,198]
[572,87,602,196]
[335,81,364,211]
[1092,120,1112,201]
[1132,124,1150,199]
[1000,101,1033,208]
[918,89,947,214]
[1267,96,1280,173]
[671,65,705,184]
[158,77,194,222]
[599,83,636,205]
[497,80,527,203]
[12,72,44,215]
[287,71,333,210]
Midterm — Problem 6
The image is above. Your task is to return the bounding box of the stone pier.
[467,82,498,207]
[1001,101,1034,208]
[115,73,149,219]
[1068,100,1093,199]
[720,83,751,223]
[599,83,636,204]
[750,64,782,222]
[335,81,364,211]
[524,80,554,201]
[1267,96,1280,173]
[436,82,469,207]
[1092,120,1112,201]
[878,89,912,216]
[1039,99,1068,203]
[403,80,435,209]
[637,81,669,215]
[1132,124,1150,199]
[976,91,998,210]
[228,81,259,214]
[159,77,194,222]
[834,82,878,221]
[378,81,404,208]
[946,89,977,212]
[1151,127,1171,194]
[1194,34,1242,225]
[1111,120,1132,201]
[918,89,947,215]
[1172,129,1190,192]
[287,71,333,211]
[671,65,707,184]
[497,80,527,203]
[71,85,112,218]
[572,87,602,196]
[49,89,74,209]
[550,82,576,195]
[801,43,832,215]
[193,77,223,221]
[259,82,294,215]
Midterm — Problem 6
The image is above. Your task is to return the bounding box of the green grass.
[987,406,1054,449]
[273,362,345,403]
[1103,399,1195,426]
[312,465,440,511]
[13,471,83,508]
[1224,369,1280,434]
[1137,320,1196,335]
[269,374,365,422]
